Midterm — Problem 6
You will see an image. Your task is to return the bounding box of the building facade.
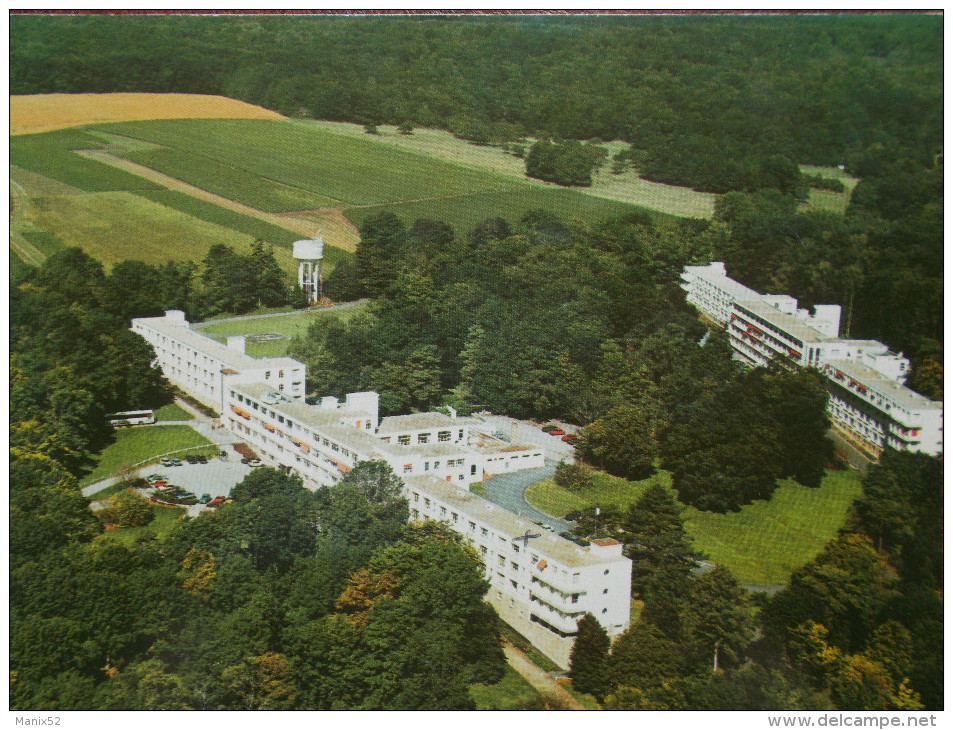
[681,265,942,457]
[132,310,306,413]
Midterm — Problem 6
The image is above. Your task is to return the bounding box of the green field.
[469,666,540,710]
[29,192,300,275]
[10,129,162,192]
[96,503,187,547]
[194,303,368,357]
[81,425,214,487]
[343,186,660,236]
[525,467,863,586]
[304,121,717,218]
[800,164,859,214]
[99,119,515,207]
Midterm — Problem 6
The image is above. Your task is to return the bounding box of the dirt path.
[74,149,359,252]
[503,643,585,710]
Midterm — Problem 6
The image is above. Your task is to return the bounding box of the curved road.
[481,462,572,534]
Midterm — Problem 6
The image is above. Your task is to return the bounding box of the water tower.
[293,236,324,304]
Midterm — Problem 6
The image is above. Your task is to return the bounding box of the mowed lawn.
[28,192,299,275]
[98,119,515,208]
[80,425,214,487]
[154,403,194,421]
[525,467,863,586]
[194,302,368,357]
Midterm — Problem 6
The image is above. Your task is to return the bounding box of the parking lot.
[139,457,255,516]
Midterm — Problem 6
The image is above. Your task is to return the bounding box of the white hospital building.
[681,263,943,457]
[131,310,630,666]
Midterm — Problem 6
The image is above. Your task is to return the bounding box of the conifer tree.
[569,613,611,699]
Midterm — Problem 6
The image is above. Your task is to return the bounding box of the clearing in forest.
[10,93,285,135]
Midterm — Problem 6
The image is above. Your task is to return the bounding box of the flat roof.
[404,475,630,569]
[685,264,761,300]
[134,314,303,371]
[378,412,456,433]
[232,383,471,459]
[827,359,941,412]
[736,301,832,344]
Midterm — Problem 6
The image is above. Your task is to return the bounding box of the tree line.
[11,14,941,194]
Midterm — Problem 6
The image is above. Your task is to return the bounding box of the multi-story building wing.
[681,265,942,458]
[226,382,485,489]
[132,310,306,412]
[680,261,761,325]
[822,359,943,455]
[405,475,631,667]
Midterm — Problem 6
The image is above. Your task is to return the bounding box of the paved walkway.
[503,643,584,711]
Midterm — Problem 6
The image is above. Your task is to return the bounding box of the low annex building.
[131,310,627,666]
[681,264,943,457]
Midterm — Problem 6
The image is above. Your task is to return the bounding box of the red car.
[549,428,565,436]
[562,433,578,442]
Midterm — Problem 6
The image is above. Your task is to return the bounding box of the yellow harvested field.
[11,93,285,135]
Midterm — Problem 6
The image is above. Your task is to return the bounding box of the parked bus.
[106,409,156,427]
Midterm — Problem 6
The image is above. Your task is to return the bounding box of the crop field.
[29,192,299,275]
[344,186,661,236]
[306,120,717,218]
[10,129,163,192]
[98,119,516,207]
[525,466,863,587]
[11,92,285,135]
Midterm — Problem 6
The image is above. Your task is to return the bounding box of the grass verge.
[154,403,194,421]
[469,665,540,710]
[80,425,214,487]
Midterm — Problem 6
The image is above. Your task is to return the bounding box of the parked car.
[168,458,183,466]
[561,433,578,442]
[147,474,166,483]
[541,425,557,433]
[549,428,565,436]
[160,457,172,466]
[248,459,263,467]
[185,455,199,464]
[197,455,209,464]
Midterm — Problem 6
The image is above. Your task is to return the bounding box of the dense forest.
[11,14,942,193]
[10,12,943,711]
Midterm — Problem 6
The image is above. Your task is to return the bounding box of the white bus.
[106,410,156,427]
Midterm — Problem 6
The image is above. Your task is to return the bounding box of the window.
[469,521,476,532]
[510,561,519,571]
[412,509,419,519]
[412,492,419,502]
[498,555,505,567]
[365,421,372,430]
[424,498,431,508]
[424,462,430,472]
[459,429,464,439]
[403,465,412,474]
[512,544,519,553]
[531,555,538,564]
[480,546,487,555]
[602,608,608,615]
[278,415,285,424]
[571,594,579,604]
[471,465,477,475]
[438,430,451,442]
[603,588,608,594]
[418,433,429,444]
[481,528,489,537]
[265,371,271,379]
[398,435,410,445]
[603,569,610,575]
[434,461,440,469]
[510,580,518,590]
[440,507,447,517]
[572,573,580,585]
